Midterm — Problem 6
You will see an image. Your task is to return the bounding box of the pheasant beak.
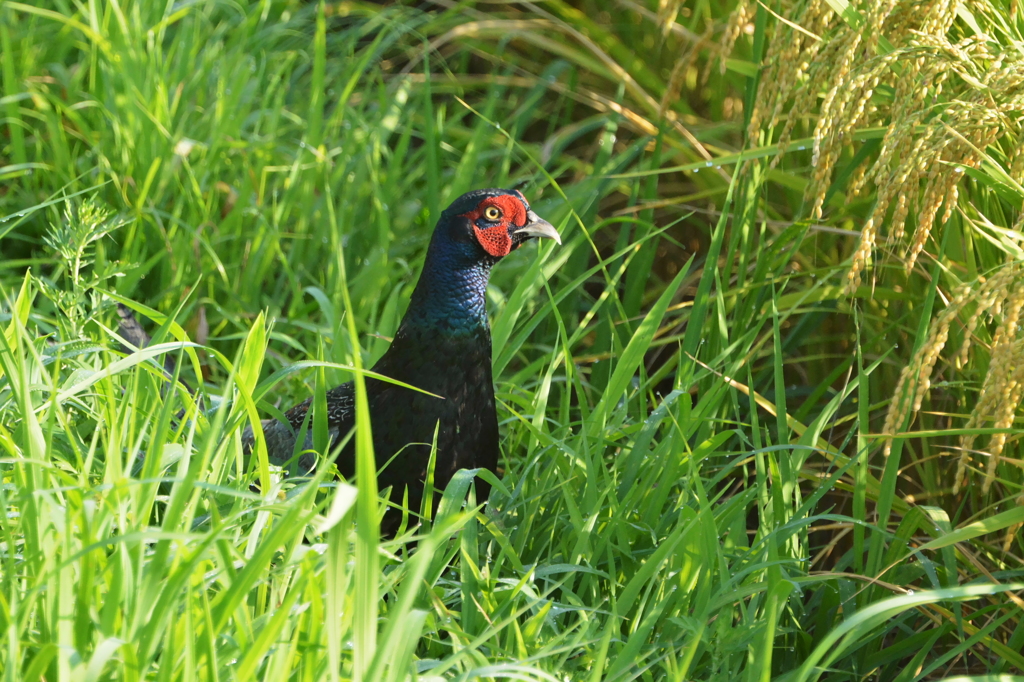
[515,211,562,245]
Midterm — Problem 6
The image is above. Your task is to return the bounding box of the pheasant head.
[404,189,560,331]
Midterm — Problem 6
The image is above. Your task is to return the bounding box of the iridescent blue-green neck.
[397,232,495,336]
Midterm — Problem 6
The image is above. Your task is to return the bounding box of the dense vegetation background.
[1,0,1023,679]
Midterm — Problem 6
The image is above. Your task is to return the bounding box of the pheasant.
[244,188,560,533]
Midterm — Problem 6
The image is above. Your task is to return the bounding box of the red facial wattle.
[459,195,528,258]
[474,227,513,257]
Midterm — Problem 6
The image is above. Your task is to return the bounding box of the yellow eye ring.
[483,206,502,221]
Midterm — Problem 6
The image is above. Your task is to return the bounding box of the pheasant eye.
[483,206,502,221]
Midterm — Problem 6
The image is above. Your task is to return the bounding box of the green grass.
[2,0,1024,680]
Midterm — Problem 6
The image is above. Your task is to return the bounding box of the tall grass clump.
[2,0,1024,680]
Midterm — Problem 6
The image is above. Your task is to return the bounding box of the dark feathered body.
[261,324,498,532]
[245,188,558,534]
